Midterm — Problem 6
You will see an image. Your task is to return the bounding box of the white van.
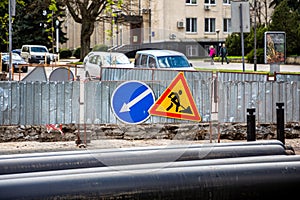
[134,50,194,70]
[21,45,52,64]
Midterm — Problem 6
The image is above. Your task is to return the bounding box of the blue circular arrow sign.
[111,81,155,124]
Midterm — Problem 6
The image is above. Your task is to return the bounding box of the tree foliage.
[60,0,123,60]
[0,0,67,52]
[269,0,300,55]
[226,0,300,62]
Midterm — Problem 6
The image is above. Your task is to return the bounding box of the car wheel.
[85,71,92,80]
[2,64,8,72]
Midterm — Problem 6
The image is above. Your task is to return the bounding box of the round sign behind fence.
[49,67,74,81]
[111,81,155,124]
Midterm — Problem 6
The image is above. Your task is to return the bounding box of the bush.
[92,44,108,52]
[246,48,265,64]
[73,47,81,59]
[59,48,72,59]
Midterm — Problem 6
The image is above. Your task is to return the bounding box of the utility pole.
[254,0,257,71]
[148,0,151,43]
[8,0,15,81]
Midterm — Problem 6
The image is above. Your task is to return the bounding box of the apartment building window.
[223,0,231,4]
[204,0,216,5]
[186,45,198,57]
[186,0,197,4]
[223,18,231,33]
[205,18,215,33]
[186,18,197,33]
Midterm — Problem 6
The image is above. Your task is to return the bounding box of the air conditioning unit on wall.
[177,21,185,28]
[204,5,210,10]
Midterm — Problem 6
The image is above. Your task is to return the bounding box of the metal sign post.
[231,1,250,72]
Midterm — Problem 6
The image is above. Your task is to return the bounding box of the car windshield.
[157,56,190,68]
[1,53,23,61]
[30,47,48,53]
[104,54,130,65]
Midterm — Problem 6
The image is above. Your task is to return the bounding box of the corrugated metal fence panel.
[101,68,154,81]
[84,70,213,124]
[217,72,269,82]
[275,73,300,82]
[0,81,80,125]
[101,68,214,82]
[84,81,118,124]
[218,81,300,123]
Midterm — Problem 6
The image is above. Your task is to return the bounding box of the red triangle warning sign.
[149,72,201,122]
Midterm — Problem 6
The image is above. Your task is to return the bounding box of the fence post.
[247,108,256,141]
[276,103,285,144]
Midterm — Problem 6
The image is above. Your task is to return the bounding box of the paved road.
[9,59,300,81]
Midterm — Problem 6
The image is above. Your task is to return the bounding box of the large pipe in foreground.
[1,154,300,180]
[0,144,287,175]
[0,140,285,160]
[1,161,300,199]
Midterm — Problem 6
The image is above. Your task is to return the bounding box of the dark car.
[1,53,28,73]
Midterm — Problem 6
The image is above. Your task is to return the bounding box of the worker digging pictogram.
[149,72,201,122]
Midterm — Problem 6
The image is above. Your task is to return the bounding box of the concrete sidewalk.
[191,60,300,73]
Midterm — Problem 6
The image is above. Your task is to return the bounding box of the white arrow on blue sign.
[111,81,155,124]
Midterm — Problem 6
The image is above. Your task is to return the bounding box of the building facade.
[61,0,273,58]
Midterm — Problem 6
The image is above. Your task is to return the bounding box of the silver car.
[1,53,28,73]
[134,50,194,70]
[84,51,133,79]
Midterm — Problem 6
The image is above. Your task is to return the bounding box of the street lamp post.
[216,29,220,55]
[113,10,121,46]
[254,0,257,71]
[56,20,59,53]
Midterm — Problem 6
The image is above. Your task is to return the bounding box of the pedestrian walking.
[209,45,216,65]
[220,43,229,64]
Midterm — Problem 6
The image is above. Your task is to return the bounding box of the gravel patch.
[0,139,299,155]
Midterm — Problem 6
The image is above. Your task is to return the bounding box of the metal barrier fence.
[0,81,80,125]
[85,69,214,124]
[217,71,269,82]
[275,72,300,82]
[0,71,299,125]
[218,81,300,123]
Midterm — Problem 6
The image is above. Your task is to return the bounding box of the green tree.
[269,0,300,55]
[0,0,67,52]
[60,0,123,60]
[245,25,268,63]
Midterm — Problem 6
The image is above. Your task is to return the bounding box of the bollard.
[276,103,285,144]
[247,108,256,141]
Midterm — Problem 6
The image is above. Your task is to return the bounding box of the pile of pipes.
[0,140,300,199]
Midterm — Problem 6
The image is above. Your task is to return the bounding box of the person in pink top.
[209,45,216,65]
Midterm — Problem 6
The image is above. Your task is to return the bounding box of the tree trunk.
[80,21,95,61]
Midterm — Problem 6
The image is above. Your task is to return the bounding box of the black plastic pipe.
[0,140,285,160]
[1,161,300,199]
[0,144,287,175]
[1,154,300,181]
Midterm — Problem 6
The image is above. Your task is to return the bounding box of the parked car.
[134,50,194,70]
[84,51,133,79]
[1,52,28,73]
[12,49,21,55]
[20,45,52,64]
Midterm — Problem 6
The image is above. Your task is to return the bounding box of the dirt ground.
[0,138,299,155]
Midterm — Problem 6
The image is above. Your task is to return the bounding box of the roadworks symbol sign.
[149,72,201,122]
